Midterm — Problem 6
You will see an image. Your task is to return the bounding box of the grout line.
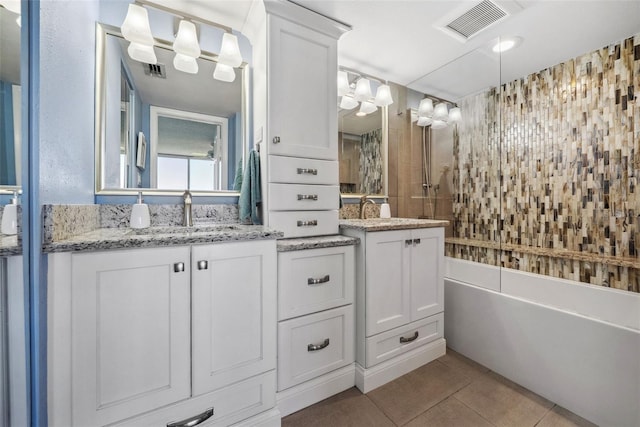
[534,404,556,426]
[452,395,498,427]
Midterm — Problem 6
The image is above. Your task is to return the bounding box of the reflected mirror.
[96,24,248,194]
[0,5,21,192]
[338,70,387,195]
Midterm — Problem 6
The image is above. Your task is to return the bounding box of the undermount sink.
[128,224,240,235]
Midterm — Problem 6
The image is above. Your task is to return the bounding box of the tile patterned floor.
[282,350,597,427]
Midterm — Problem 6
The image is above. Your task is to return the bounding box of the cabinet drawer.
[269,155,338,184]
[278,245,354,320]
[269,183,339,211]
[269,210,338,238]
[112,371,276,427]
[278,305,354,391]
[365,313,443,368]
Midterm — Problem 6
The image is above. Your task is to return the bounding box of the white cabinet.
[365,228,444,336]
[275,243,356,416]
[267,16,339,160]
[48,241,278,427]
[70,247,191,426]
[262,2,349,238]
[341,225,446,393]
[191,241,276,396]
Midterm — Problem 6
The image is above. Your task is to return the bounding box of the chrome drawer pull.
[405,239,412,247]
[167,407,214,427]
[272,136,280,144]
[173,262,185,273]
[413,238,421,245]
[297,194,318,201]
[399,331,419,344]
[297,220,318,227]
[307,275,330,285]
[197,260,208,270]
[307,338,330,352]
[297,167,318,175]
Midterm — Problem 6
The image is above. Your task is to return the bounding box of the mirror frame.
[94,23,250,196]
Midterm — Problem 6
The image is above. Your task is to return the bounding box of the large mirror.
[338,69,387,196]
[0,5,21,193]
[95,23,249,195]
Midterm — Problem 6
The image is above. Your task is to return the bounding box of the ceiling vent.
[144,63,167,79]
[442,0,509,41]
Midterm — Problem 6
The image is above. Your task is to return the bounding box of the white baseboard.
[355,338,446,393]
[276,364,355,417]
[230,408,281,427]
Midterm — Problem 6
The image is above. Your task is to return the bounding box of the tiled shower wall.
[451,33,639,292]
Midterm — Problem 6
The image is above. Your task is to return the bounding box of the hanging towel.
[239,150,262,225]
[233,159,243,191]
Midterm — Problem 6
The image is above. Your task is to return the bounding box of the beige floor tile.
[454,371,553,427]
[536,405,598,427]
[404,396,494,427]
[366,360,471,426]
[281,387,394,427]
[437,348,490,381]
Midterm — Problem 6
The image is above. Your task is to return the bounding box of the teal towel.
[233,159,243,191]
[239,150,262,224]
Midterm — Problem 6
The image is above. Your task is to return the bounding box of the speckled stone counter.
[277,235,359,252]
[339,218,449,232]
[0,235,20,257]
[43,225,283,254]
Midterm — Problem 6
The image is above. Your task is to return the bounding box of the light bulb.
[121,4,154,46]
[213,62,236,82]
[173,20,201,58]
[337,71,350,96]
[359,100,377,115]
[218,32,242,67]
[174,53,198,74]
[127,42,157,64]
[433,103,449,121]
[339,95,359,110]
[374,84,393,107]
[418,98,433,117]
[449,107,462,122]
[354,78,372,102]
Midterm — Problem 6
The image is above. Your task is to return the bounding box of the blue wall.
[38,1,99,204]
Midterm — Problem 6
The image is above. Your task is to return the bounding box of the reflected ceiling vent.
[438,0,521,42]
[143,63,167,79]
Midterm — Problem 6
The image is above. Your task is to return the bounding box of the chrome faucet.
[359,195,376,219]
[183,190,193,226]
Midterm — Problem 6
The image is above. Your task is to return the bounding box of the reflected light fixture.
[121,3,157,64]
[492,36,522,53]
[173,20,200,74]
[338,69,394,116]
[0,0,21,14]
[213,63,236,82]
[415,97,462,128]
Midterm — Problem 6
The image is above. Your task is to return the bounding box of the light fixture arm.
[135,0,233,34]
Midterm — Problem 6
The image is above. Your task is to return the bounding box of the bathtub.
[444,257,640,427]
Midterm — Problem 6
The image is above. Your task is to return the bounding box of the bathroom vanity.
[340,218,448,393]
[46,227,280,427]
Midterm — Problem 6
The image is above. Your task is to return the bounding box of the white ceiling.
[295,0,640,101]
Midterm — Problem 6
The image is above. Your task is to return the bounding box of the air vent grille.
[445,0,507,39]
[144,63,167,78]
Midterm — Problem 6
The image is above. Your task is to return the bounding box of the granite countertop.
[0,234,21,257]
[277,235,360,252]
[339,218,449,232]
[43,224,284,254]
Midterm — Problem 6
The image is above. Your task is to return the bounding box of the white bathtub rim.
[445,257,640,332]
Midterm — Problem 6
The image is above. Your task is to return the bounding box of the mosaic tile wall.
[453,33,640,293]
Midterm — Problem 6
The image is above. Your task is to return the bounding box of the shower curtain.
[359,128,383,194]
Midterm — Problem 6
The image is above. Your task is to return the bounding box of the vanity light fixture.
[120,2,244,82]
[172,20,200,74]
[121,3,157,64]
[415,97,462,128]
[338,68,394,116]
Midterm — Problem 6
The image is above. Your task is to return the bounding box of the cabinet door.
[268,15,338,160]
[410,228,444,321]
[71,246,191,426]
[365,230,412,336]
[191,240,277,396]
